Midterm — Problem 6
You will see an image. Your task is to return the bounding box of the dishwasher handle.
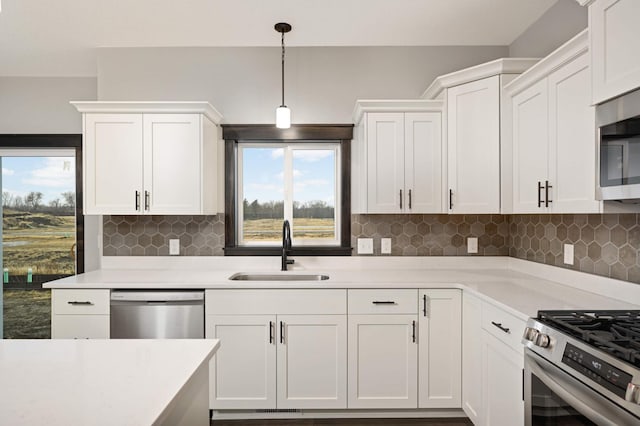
[110,290,204,303]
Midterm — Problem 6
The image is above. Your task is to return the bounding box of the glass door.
[1,149,77,339]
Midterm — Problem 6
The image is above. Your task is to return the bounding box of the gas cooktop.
[536,310,640,368]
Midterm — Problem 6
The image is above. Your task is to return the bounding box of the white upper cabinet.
[506,31,601,214]
[422,58,539,214]
[447,76,501,213]
[352,100,443,214]
[72,102,222,215]
[588,0,640,104]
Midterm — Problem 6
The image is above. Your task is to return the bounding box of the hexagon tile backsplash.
[103,213,640,284]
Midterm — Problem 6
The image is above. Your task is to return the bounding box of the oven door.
[524,349,639,426]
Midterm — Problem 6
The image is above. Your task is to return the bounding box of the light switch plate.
[467,237,478,254]
[563,244,574,265]
[357,238,374,255]
[169,239,180,255]
[381,238,392,254]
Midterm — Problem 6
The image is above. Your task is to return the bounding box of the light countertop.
[0,339,220,426]
[43,257,640,321]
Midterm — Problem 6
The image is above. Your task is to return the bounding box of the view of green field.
[243,218,335,242]
[3,209,76,339]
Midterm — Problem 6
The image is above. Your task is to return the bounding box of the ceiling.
[0,0,558,76]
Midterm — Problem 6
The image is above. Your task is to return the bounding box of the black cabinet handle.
[269,321,274,344]
[280,321,285,344]
[545,180,552,207]
[491,321,510,334]
[399,189,403,209]
[144,190,150,211]
[135,191,141,211]
[422,294,428,317]
[537,182,543,208]
[408,189,412,210]
[372,301,396,305]
[412,320,416,343]
[449,189,453,210]
[68,301,93,305]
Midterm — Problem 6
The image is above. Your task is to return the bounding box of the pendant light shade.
[275,22,292,129]
[276,106,291,129]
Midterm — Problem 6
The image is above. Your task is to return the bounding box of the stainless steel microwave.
[597,88,640,201]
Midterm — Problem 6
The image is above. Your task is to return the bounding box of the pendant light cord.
[281,31,286,107]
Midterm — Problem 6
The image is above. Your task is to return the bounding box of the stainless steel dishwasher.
[110,290,204,338]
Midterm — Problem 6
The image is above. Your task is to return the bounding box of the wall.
[97,45,508,123]
[508,0,587,58]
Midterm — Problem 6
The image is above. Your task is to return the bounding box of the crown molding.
[70,101,224,125]
[575,0,595,6]
[420,58,540,100]
[352,99,444,124]
[504,30,588,96]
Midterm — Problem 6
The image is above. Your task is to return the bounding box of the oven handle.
[526,355,619,426]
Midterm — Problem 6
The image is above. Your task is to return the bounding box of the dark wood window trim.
[223,124,353,256]
[0,134,84,274]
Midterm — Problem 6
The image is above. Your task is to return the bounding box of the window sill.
[224,246,352,256]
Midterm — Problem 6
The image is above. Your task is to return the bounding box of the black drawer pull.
[280,321,285,344]
[68,301,93,305]
[491,321,510,334]
[412,320,416,343]
[269,321,274,344]
[372,301,396,305]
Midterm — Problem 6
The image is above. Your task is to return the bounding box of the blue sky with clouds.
[1,157,75,205]
[242,147,335,206]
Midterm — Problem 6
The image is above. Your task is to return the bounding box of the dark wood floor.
[212,418,472,426]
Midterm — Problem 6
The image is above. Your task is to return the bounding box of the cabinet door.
[348,314,417,408]
[511,79,549,213]
[447,76,501,213]
[366,113,405,213]
[143,114,202,214]
[548,53,601,213]
[591,0,640,104]
[462,293,482,425]
[277,315,347,409]
[206,315,276,410]
[418,289,461,408]
[84,114,143,214]
[482,332,524,426]
[405,112,443,213]
[51,315,109,339]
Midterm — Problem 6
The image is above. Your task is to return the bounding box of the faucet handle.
[287,259,295,265]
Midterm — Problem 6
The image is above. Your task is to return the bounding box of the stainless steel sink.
[229,273,330,281]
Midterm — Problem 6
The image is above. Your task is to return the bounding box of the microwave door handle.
[526,356,619,426]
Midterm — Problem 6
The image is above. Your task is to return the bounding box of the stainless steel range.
[523,310,640,425]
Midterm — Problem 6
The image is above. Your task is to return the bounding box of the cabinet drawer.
[348,289,417,314]
[52,315,110,339]
[52,289,110,315]
[481,301,526,353]
[205,289,346,315]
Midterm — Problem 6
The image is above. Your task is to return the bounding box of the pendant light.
[275,22,292,129]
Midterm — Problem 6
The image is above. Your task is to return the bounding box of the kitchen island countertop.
[0,339,219,426]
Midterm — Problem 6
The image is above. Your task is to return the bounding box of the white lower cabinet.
[205,290,347,410]
[418,289,461,408]
[482,333,524,426]
[463,293,526,426]
[206,315,277,409]
[51,289,110,339]
[348,314,418,408]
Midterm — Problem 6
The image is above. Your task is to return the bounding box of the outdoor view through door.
[1,149,78,339]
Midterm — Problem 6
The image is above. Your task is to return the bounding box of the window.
[224,125,352,256]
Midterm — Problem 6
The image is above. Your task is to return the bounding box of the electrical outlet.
[357,238,374,255]
[381,238,392,254]
[169,239,180,255]
[467,237,478,254]
[564,244,574,265]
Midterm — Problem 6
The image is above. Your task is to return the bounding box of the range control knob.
[626,383,640,404]
[523,327,539,343]
[535,333,551,348]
